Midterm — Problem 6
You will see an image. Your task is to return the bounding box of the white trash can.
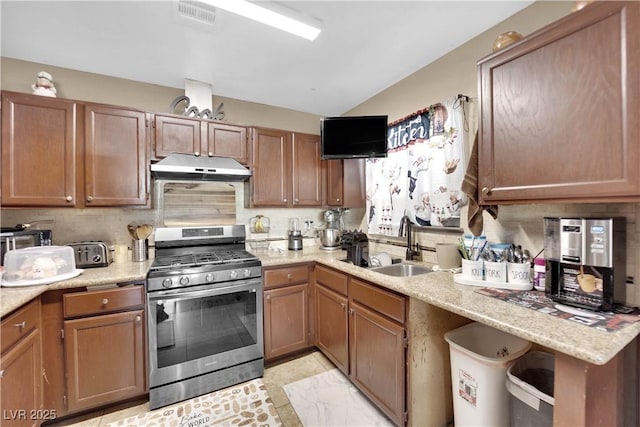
[444,322,532,427]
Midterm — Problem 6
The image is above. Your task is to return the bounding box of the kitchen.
[1,1,640,426]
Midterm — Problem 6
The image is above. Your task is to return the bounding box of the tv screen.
[321,115,388,159]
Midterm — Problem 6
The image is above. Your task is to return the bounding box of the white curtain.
[366,96,468,235]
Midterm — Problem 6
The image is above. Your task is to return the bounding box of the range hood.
[150,153,251,181]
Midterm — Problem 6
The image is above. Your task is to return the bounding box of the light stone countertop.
[2,245,638,366]
[0,260,153,317]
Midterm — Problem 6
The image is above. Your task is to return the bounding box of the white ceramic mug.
[436,243,462,269]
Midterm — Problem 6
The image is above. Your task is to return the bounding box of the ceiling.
[1,1,533,117]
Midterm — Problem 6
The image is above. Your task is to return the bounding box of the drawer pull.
[135,316,142,323]
[266,294,271,301]
[481,186,490,196]
[14,321,26,329]
[0,370,4,378]
[101,298,109,305]
[65,195,73,202]
[287,273,292,280]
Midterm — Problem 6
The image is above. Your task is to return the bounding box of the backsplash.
[2,188,637,305]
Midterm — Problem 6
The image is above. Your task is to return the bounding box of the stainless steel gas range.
[146,225,263,410]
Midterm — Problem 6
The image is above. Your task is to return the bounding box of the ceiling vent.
[175,1,216,27]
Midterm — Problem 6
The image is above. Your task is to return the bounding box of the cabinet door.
[478,2,640,204]
[153,114,201,158]
[349,301,405,426]
[0,330,43,427]
[1,92,77,206]
[291,132,322,206]
[64,309,145,413]
[206,122,248,164]
[264,283,310,360]
[325,159,344,206]
[249,128,291,207]
[315,283,349,374]
[84,104,148,206]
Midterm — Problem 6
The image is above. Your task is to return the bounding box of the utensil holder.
[132,239,148,262]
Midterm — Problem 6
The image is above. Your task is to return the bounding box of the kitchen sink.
[369,263,432,277]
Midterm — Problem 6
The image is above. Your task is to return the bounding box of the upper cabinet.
[153,113,248,164]
[1,91,149,207]
[478,2,640,204]
[248,128,324,207]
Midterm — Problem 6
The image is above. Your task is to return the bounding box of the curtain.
[366,95,468,235]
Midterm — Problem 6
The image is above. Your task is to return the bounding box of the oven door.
[147,278,263,388]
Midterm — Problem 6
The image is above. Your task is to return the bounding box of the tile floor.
[47,350,336,427]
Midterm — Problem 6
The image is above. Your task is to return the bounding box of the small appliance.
[1,228,53,266]
[288,218,303,251]
[342,230,369,267]
[544,217,625,312]
[67,241,113,268]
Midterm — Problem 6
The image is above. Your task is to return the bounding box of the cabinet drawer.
[350,278,406,324]
[264,265,309,288]
[64,285,145,318]
[315,265,348,296]
[1,298,40,353]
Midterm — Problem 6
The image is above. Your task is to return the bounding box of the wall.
[347,0,640,306]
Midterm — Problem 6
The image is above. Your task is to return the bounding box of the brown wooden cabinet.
[1,91,150,207]
[263,264,313,361]
[62,286,145,413]
[0,298,43,427]
[39,285,146,417]
[324,159,344,206]
[248,128,325,207]
[314,265,407,426]
[153,113,248,164]
[478,1,640,204]
[84,103,148,206]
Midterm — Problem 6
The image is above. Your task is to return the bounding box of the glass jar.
[250,215,270,234]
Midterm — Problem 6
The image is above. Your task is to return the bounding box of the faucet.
[399,215,419,261]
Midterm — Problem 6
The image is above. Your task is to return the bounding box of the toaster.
[67,241,113,268]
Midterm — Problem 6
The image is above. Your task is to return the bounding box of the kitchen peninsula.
[2,246,637,426]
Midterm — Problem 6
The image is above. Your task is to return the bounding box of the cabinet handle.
[13,321,26,329]
[481,187,490,196]
[135,315,142,323]
[42,368,50,384]
[340,302,346,310]
[65,196,73,202]
[348,308,354,315]
[295,198,299,202]
[283,198,287,203]
[194,151,200,156]
[208,152,213,156]
[287,273,292,280]
[0,370,4,378]
[86,196,93,202]
[101,298,109,305]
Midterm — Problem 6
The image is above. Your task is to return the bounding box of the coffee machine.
[544,217,625,312]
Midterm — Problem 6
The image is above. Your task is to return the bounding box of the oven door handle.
[148,281,260,302]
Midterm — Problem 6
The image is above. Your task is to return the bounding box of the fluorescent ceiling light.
[203,0,321,41]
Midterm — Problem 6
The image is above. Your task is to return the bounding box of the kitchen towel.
[461,131,498,236]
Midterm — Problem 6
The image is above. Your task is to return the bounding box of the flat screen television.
[321,115,388,159]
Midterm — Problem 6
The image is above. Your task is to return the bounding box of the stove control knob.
[243,269,251,278]
[179,276,190,286]
[229,270,238,279]
[162,278,173,288]
[205,273,215,282]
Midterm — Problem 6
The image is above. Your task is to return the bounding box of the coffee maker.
[288,218,303,251]
[544,217,625,312]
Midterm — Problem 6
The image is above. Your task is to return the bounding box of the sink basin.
[369,263,432,277]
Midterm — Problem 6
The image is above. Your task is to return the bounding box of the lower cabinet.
[0,298,44,427]
[41,285,146,418]
[263,264,314,361]
[315,265,407,426]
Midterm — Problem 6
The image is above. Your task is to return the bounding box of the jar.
[250,215,270,234]
[533,257,546,291]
